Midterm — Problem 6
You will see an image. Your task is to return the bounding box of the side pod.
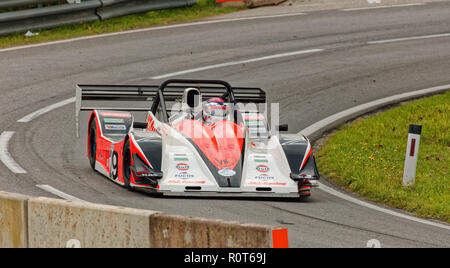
[280,135,320,181]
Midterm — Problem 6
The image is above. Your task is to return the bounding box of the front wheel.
[122,140,133,191]
[298,180,311,198]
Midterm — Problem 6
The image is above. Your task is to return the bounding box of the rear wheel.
[123,140,133,191]
[88,119,97,170]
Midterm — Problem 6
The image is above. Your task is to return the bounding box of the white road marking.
[150,49,324,79]
[318,182,450,230]
[299,85,450,230]
[342,3,425,11]
[368,33,450,44]
[0,131,27,174]
[17,97,75,123]
[0,12,306,54]
[36,184,85,202]
[366,239,382,248]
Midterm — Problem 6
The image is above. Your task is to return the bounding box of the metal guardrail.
[0,1,101,36]
[0,0,197,36]
[98,0,197,20]
[0,0,63,10]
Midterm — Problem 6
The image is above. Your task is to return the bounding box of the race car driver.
[202,97,229,125]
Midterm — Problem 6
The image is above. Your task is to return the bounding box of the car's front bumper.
[158,190,301,198]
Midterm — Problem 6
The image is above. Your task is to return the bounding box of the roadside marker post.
[403,124,422,187]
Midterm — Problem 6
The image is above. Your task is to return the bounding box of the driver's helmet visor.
[204,103,228,117]
[203,98,229,118]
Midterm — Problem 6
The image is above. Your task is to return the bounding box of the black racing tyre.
[123,139,133,191]
[298,181,311,200]
[88,118,97,170]
[299,195,311,201]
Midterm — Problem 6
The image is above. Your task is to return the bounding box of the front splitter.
[159,191,301,198]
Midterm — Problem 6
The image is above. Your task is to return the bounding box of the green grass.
[0,0,244,48]
[316,91,450,222]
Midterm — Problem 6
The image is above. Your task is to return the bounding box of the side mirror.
[133,122,148,129]
[183,87,201,108]
[277,124,289,132]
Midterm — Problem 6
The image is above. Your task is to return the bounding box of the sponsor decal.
[176,163,190,171]
[248,181,286,186]
[167,180,205,184]
[254,159,268,163]
[101,112,131,118]
[218,168,236,177]
[250,128,268,133]
[243,115,264,121]
[175,172,194,179]
[174,157,189,161]
[245,121,265,127]
[256,164,270,173]
[103,118,124,124]
[254,174,274,180]
[105,124,126,130]
[214,158,237,167]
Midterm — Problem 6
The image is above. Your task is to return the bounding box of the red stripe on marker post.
[403,124,422,187]
[409,138,416,156]
[272,228,289,248]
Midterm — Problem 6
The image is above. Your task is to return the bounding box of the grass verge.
[0,0,244,48]
[316,91,450,223]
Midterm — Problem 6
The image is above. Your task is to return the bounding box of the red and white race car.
[76,79,319,198]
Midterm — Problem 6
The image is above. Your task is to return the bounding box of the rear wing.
[75,83,266,137]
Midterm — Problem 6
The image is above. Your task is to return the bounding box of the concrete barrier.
[0,192,278,248]
[27,197,160,248]
[25,196,276,248]
[0,191,30,248]
[149,214,272,248]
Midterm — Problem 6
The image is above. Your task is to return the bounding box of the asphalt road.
[1,2,449,247]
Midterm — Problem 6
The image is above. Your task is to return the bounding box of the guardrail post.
[403,124,422,187]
